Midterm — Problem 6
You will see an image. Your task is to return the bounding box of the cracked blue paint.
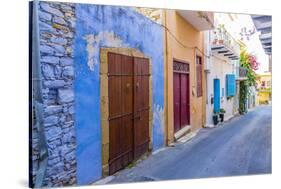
[74,4,164,185]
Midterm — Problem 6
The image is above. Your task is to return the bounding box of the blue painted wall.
[74,4,165,185]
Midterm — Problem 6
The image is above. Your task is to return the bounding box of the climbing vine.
[240,49,259,86]
[239,80,248,114]
[239,48,260,114]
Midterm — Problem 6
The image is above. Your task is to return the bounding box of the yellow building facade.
[163,10,213,144]
[257,73,272,104]
[130,9,214,145]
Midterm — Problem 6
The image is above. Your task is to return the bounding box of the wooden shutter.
[196,56,203,97]
[226,74,236,97]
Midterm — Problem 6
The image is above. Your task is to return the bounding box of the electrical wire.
[160,23,230,63]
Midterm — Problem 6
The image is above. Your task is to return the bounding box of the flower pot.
[213,115,219,125]
[219,113,224,122]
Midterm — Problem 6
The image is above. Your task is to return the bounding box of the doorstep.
[174,125,191,140]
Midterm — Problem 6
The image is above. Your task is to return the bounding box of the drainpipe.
[164,10,169,145]
[31,0,48,187]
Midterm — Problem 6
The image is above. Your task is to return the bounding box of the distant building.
[204,13,241,127]
[256,72,272,104]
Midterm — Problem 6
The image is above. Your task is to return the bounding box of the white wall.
[205,30,236,126]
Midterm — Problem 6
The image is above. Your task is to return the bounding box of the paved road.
[108,105,272,184]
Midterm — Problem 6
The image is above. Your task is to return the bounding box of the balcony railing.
[211,26,240,60]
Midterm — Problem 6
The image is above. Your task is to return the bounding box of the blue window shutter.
[214,79,220,113]
[226,74,236,97]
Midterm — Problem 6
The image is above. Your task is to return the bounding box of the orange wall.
[164,10,206,144]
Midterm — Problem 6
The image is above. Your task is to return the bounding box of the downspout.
[31,0,48,187]
[164,10,169,145]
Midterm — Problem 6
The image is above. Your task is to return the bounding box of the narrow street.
[107,105,272,184]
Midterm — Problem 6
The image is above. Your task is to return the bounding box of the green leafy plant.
[239,80,248,114]
[240,49,260,86]
[239,48,260,114]
[220,108,226,114]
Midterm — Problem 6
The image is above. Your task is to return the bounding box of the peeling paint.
[152,104,165,150]
[74,4,164,185]
[83,31,128,71]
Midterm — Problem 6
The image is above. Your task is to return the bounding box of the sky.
[215,13,269,74]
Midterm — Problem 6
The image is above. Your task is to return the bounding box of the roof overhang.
[251,15,272,55]
[177,10,214,31]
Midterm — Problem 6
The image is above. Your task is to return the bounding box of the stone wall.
[36,1,76,187]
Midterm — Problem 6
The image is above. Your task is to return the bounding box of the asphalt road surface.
[108,105,272,184]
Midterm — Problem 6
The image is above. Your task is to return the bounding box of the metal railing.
[211,26,240,56]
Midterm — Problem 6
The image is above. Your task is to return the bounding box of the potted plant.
[219,108,226,122]
[212,110,219,125]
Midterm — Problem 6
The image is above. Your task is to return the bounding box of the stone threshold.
[174,125,191,140]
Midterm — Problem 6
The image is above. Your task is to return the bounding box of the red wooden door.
[173,73,181,133]
[108,53,149,175]
[180,74,190,126]
[173,61,190,133]
[133,57,150,159]
[108,53,134,175]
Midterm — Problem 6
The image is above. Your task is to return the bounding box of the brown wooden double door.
[108,52,150,175]
[173,61,190,133]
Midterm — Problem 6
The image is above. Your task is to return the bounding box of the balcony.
[177,10,214,31]
[211,26,240,61]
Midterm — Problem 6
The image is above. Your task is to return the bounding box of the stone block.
[63,150,75,162]
[54,65,62,77]
[47,157,61,166]
[60,57,73,66]
[51,37,68,45]
[44,105,63,116]
[40,3,64,17]
[39,11,52,21]
[42,64,55,79]
[59,115,66,123]
[44,115,59,126]
[68,18,76,29]
[102,144,109,167]
[46,126,62,141]
[62,66,74,78]
[101,120,109,144]
[100,75,108,97]
[52,44,66,54]
[58,89,74,103]
[52,23,70,32]
[40,45,55,55]
[68,105,74,114]
[43,80,66,88]
[62,132,75,144]
[41,56,60,65]
[62,121,74,129]
[39,21,56,33]
[53,16,67,26]
[100,96,109,120]
[60,4,73,11]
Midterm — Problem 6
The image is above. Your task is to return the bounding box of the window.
[261,81,265,89]
[196,56,203,97]
[226,74,236,97]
